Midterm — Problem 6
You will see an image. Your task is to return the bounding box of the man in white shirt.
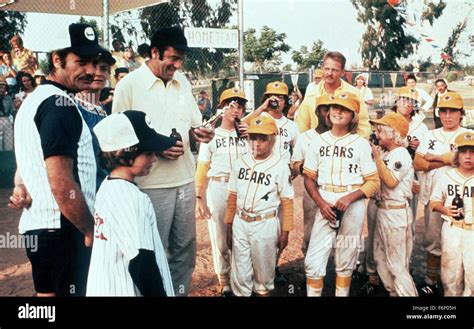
[112,27,214,296]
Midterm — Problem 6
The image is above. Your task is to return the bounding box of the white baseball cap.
[94,111,176,153]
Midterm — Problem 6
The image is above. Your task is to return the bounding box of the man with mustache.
[113,27,215,296]
[12,24,108,297]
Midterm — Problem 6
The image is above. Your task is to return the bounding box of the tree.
[439,10,471,73]
[291,40,327,71]
[244,26,291,73]
[351,0,446,70]
[140,0,237,79]
[0,11,27,51]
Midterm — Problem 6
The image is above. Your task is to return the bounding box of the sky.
[19,0,473,68]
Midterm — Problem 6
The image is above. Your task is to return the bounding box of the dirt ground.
[0,177,427,297]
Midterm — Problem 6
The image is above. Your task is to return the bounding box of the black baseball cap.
[151,27,190,52]
[64,23,111,59]
[94,110,176,153]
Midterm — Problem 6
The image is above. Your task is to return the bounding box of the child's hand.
[334,194,354,212]
[195,198,211,220]
[318,199,336,221]
[444,205,462,218]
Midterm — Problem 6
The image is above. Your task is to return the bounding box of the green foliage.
[0,11,27,51]
[244,25,290,73]
[440,20,468,70]
[291,40,326,71]
[351,0,445,70]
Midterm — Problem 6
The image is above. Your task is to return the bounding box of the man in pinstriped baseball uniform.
[13,24,106,297]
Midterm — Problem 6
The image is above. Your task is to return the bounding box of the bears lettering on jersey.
[447,184,474,198]
[279,127,289,137]
[237,168,272,186]
[215,136,246,149]
[319,145,354,158]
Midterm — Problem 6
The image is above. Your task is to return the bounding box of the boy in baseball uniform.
[414,91,471,295]
[303,92,380,297]
[195,88,249,296]
[292,94,331,255]
[224,116,294,296]
[87,111,176,296]
[370,112,418,296]
[430,132,474,296]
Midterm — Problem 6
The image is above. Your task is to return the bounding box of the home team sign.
[185,27,238,49]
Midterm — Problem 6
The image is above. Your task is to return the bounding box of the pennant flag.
[390,73,398,88]
[425,38,434,42]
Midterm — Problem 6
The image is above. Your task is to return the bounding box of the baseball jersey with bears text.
[380,147,414,203]
[86,178,174,296]
[416,127,471,205]
[431,168,473,224]
[291,129,319,163]
[260,112,299,164]
[197,127,249,177]
[303,131,377,186]
[228,152,294,214]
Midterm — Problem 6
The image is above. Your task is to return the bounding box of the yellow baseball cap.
[246,116,278,135]
[438,91,464,110]
[328,92,360,113]
[370,112,409,138]
[264,81,289,96]
[314,68,323,78]
[397,87,420,103]
[455,132,474,148]
[219,88,247,105]
[315,94,331,111]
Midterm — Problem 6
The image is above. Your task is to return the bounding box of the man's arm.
[45,155,94,242]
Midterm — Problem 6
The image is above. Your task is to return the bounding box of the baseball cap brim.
[139,133,177,153]
[173,43,190,51]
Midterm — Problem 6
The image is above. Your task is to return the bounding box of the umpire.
[13,24,109,297]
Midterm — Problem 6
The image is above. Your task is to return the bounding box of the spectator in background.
[354,73,374,108]
[14,71,37,111]
[121,47,140,71]
[136,43,150,66]
[0,77,14,150]
[198,90,212,121]
[17,71,37,96]
[34,69,46,86]
[111,39,124,63]
[1,52,18,93]
[10,35,36,75]
[114,67,129,84]
[431,78,452,129]
[286,84,303,120]
[305,68,324,95]
[405,74,433,118]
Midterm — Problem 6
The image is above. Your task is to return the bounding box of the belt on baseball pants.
[449,221,474,231]
[376,201,407,210]
[210,176,229,183]
[238,209,277,222]
[320,184,362,193]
